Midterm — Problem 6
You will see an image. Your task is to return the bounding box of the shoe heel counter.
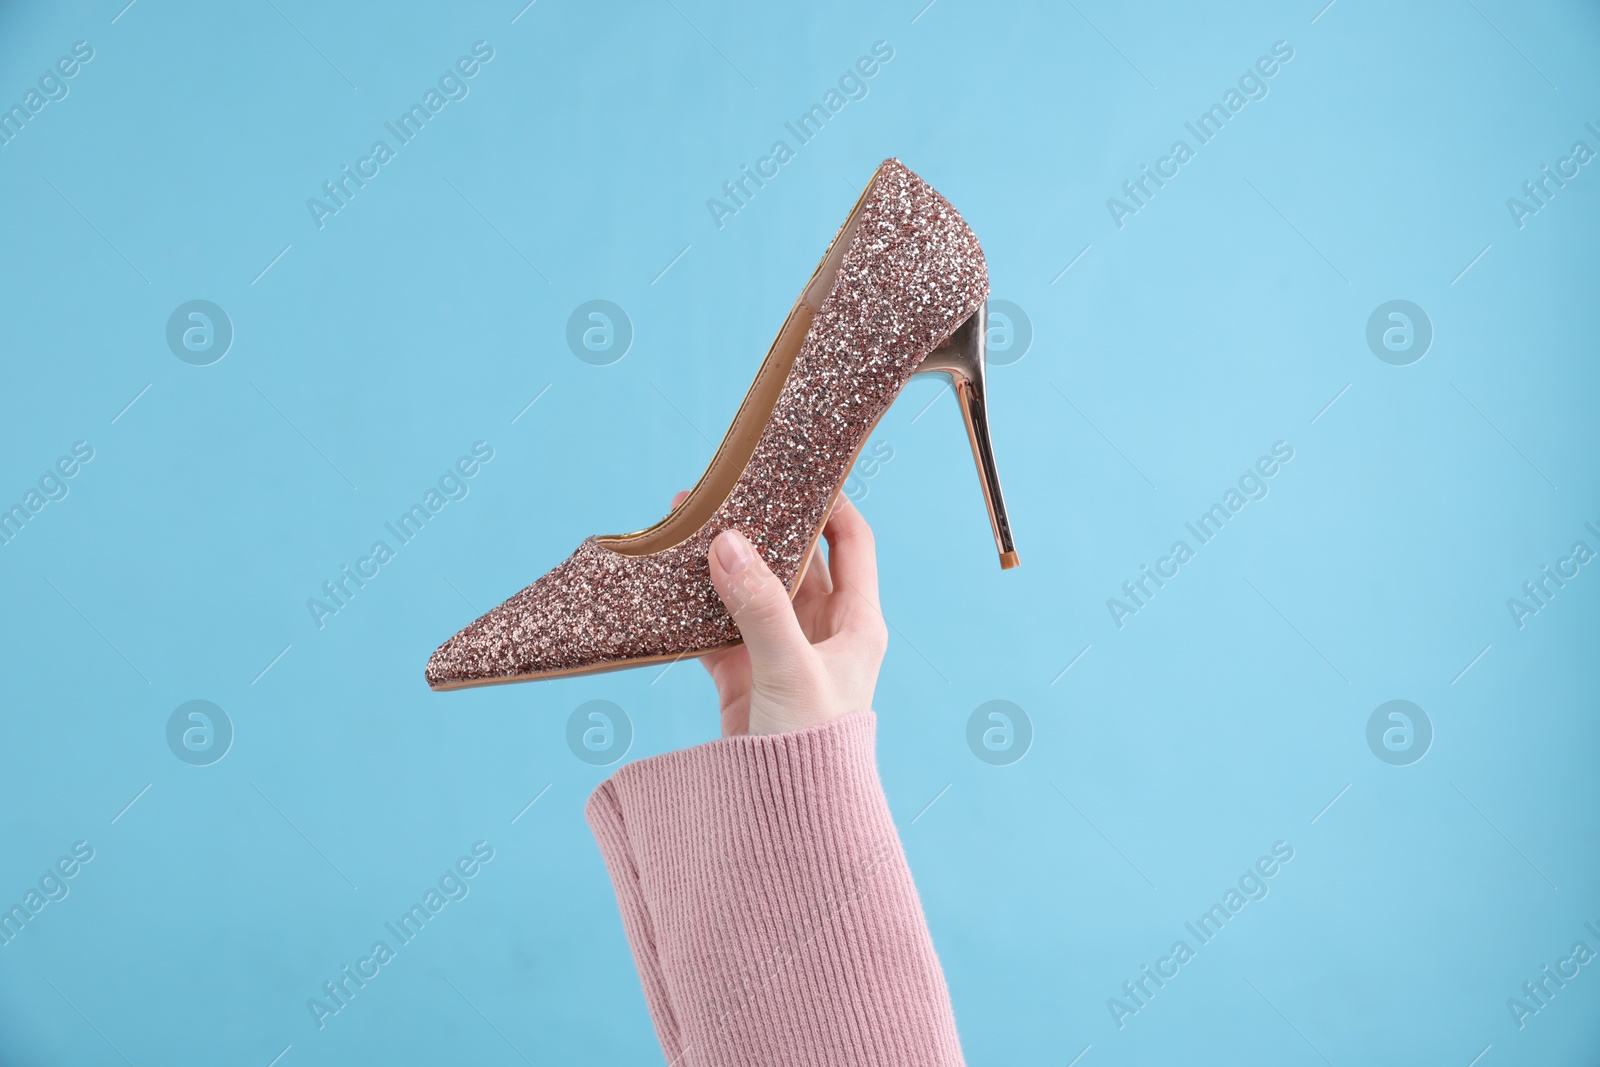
[880,158,990,319]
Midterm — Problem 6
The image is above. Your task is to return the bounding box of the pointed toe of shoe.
[425,541,593,690]
[424,582,547,690]
[424,586,564,690]
[425,626,485,690]
[424,537,738,690]
[423,541,621,689]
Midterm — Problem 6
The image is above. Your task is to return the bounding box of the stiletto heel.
[917,304,1020,570]
[427,159,1018,690]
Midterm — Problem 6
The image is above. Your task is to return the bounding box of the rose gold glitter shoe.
[425,158,1018,690]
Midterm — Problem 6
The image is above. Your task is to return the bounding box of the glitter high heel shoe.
[426,159,1018,690]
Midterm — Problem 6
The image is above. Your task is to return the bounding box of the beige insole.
[598,166,881,556]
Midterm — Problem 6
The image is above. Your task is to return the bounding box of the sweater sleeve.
[584,711,965,1067]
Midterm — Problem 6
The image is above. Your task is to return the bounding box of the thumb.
[708,529,812,678]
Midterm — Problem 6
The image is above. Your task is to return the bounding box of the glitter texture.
[426,159,989,689]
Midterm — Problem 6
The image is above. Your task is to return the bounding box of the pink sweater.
[586,711,965,1066]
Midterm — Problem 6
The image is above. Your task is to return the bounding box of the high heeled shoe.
[426,158,1018,690]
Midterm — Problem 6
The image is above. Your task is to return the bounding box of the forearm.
[585,711,964,1066]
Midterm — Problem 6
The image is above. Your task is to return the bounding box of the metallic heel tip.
[1000,551,1021,570]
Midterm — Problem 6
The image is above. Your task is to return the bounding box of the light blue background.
[2,0,1597,1064]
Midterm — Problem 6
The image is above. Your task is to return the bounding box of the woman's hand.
[671,491,890,737]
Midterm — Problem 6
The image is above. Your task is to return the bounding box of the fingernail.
[714,530,753,574]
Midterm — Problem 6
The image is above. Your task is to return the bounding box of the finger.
[820,495,880,611]
[795,539,834,600]
[790,553,833,644]
[707,529,815,682]
[696,639,737,680]
[670,490,690,510]
[698,642,750,701]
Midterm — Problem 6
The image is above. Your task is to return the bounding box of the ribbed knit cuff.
[585,711,964,1067]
